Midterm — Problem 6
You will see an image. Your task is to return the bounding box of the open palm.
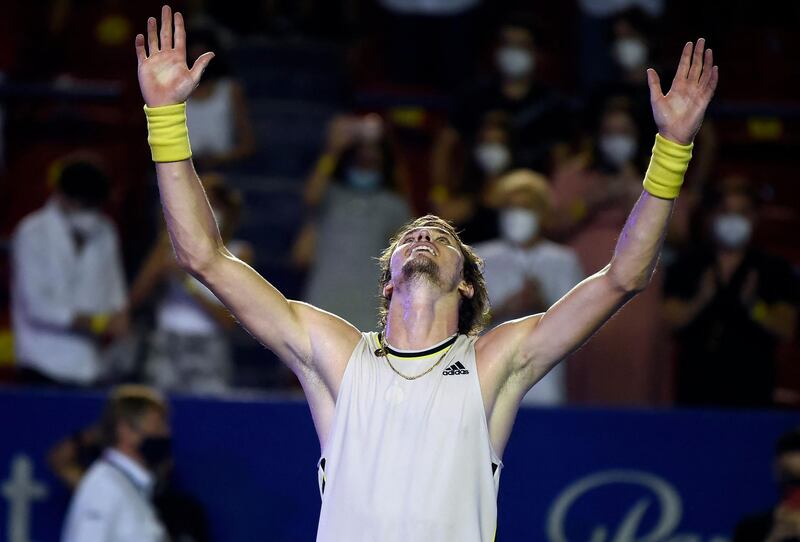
[648,39,719,145]
[135,5,214,107]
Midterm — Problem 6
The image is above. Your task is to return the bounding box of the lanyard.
[102,454,151,501]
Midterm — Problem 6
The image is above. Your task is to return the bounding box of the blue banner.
[0,388,797,541]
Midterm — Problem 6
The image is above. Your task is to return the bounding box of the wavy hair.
[376,215,489,336]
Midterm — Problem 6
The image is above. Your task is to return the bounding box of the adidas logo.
[442,361,469,376]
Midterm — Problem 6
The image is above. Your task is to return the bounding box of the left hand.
[647,39,719,145]
[106,310,130,339]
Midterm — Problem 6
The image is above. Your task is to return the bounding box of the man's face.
[499,27,534,52]
[137,408,171,441]
[387,227,465,295]
[119,407,171,460]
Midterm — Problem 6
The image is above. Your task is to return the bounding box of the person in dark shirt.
[734,428,800,542]
[664,179,798,408]
[431,20,572,197]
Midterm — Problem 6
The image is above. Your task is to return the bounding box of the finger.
[147,17,159,55]
[160,5,173,49]
[699,48,713,88]
[189,52,215,85]
[135,34,147,64]
[688,38,705,82]
[674,41,693,81]
[705,65,719,96]
[646,68,663,101]
[174,11,186,54]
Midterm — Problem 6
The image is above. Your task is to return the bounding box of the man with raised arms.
[135,6,718,540]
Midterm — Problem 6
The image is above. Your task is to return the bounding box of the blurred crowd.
[0,0,799,410]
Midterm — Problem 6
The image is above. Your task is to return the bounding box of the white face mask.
[66,210,102,237]
[713,213,752,249]
[346,167,383,190]
[495,46,535,79]
[599,134,637,167]
[613,37,648,70]
[500,208,540,245]
[474,143,511,175]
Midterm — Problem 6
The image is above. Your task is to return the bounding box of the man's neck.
[105,448,153,492]
[385,285,460,350]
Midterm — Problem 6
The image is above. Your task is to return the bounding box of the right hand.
[135,5,215,107]
[106,310,130,340]
[325,116,359,155]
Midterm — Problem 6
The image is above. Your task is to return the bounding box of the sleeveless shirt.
[316,332,503,541]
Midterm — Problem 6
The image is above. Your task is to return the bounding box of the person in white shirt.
[11,158,128,386]
[475,170,585,405]
[130,174,252,394]
[62,385,172,542]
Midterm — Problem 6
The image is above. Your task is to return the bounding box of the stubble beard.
[401,256,442,290]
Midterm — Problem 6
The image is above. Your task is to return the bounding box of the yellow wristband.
[569,199,587,221]
[90,314,110,335]
[316,153,338,178]
[430,185,449,205]
[143,103,192,162]
[642,133,693,199]
[751,300,768,323]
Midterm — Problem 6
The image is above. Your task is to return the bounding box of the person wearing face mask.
[664,180,798,408]
[550,103,643,240]
[734,428,800,542]
[11,157,129,387]
[583,10,659,144]
[435,112,514,244]
[474,170,584,405]
[62,385,173,542]
[129,174,251,395]
[431,20,572,196]
[292,114,411,331]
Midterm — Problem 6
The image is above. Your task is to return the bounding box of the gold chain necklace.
[376,333,454,381]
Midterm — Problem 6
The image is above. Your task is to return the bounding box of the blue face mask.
[346,168,383,191]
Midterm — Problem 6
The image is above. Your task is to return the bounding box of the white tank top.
[317,332,503,542]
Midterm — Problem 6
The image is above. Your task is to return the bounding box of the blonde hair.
[376,215,490,336]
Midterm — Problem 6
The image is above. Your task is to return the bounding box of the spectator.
[434,111,514,244]
[549,104,667,406]
[62,385,172,542]
[664,178,799,408]
[129,174,252,394]
[185,27,255,172]
[549,102,644,242]
[11,157,128,387]
[431,19,571,192]
[734,427,800,542]
[474,170,584,405]
[50,387,210,542]
[292,114,411,331]
[586,9,658,138]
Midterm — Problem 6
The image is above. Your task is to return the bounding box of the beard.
[401,256,442,289]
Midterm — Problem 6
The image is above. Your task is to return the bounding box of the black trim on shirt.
[377,333,458,358]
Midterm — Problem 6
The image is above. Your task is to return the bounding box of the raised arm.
[135,7,360,386]
[481,40,719,396]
